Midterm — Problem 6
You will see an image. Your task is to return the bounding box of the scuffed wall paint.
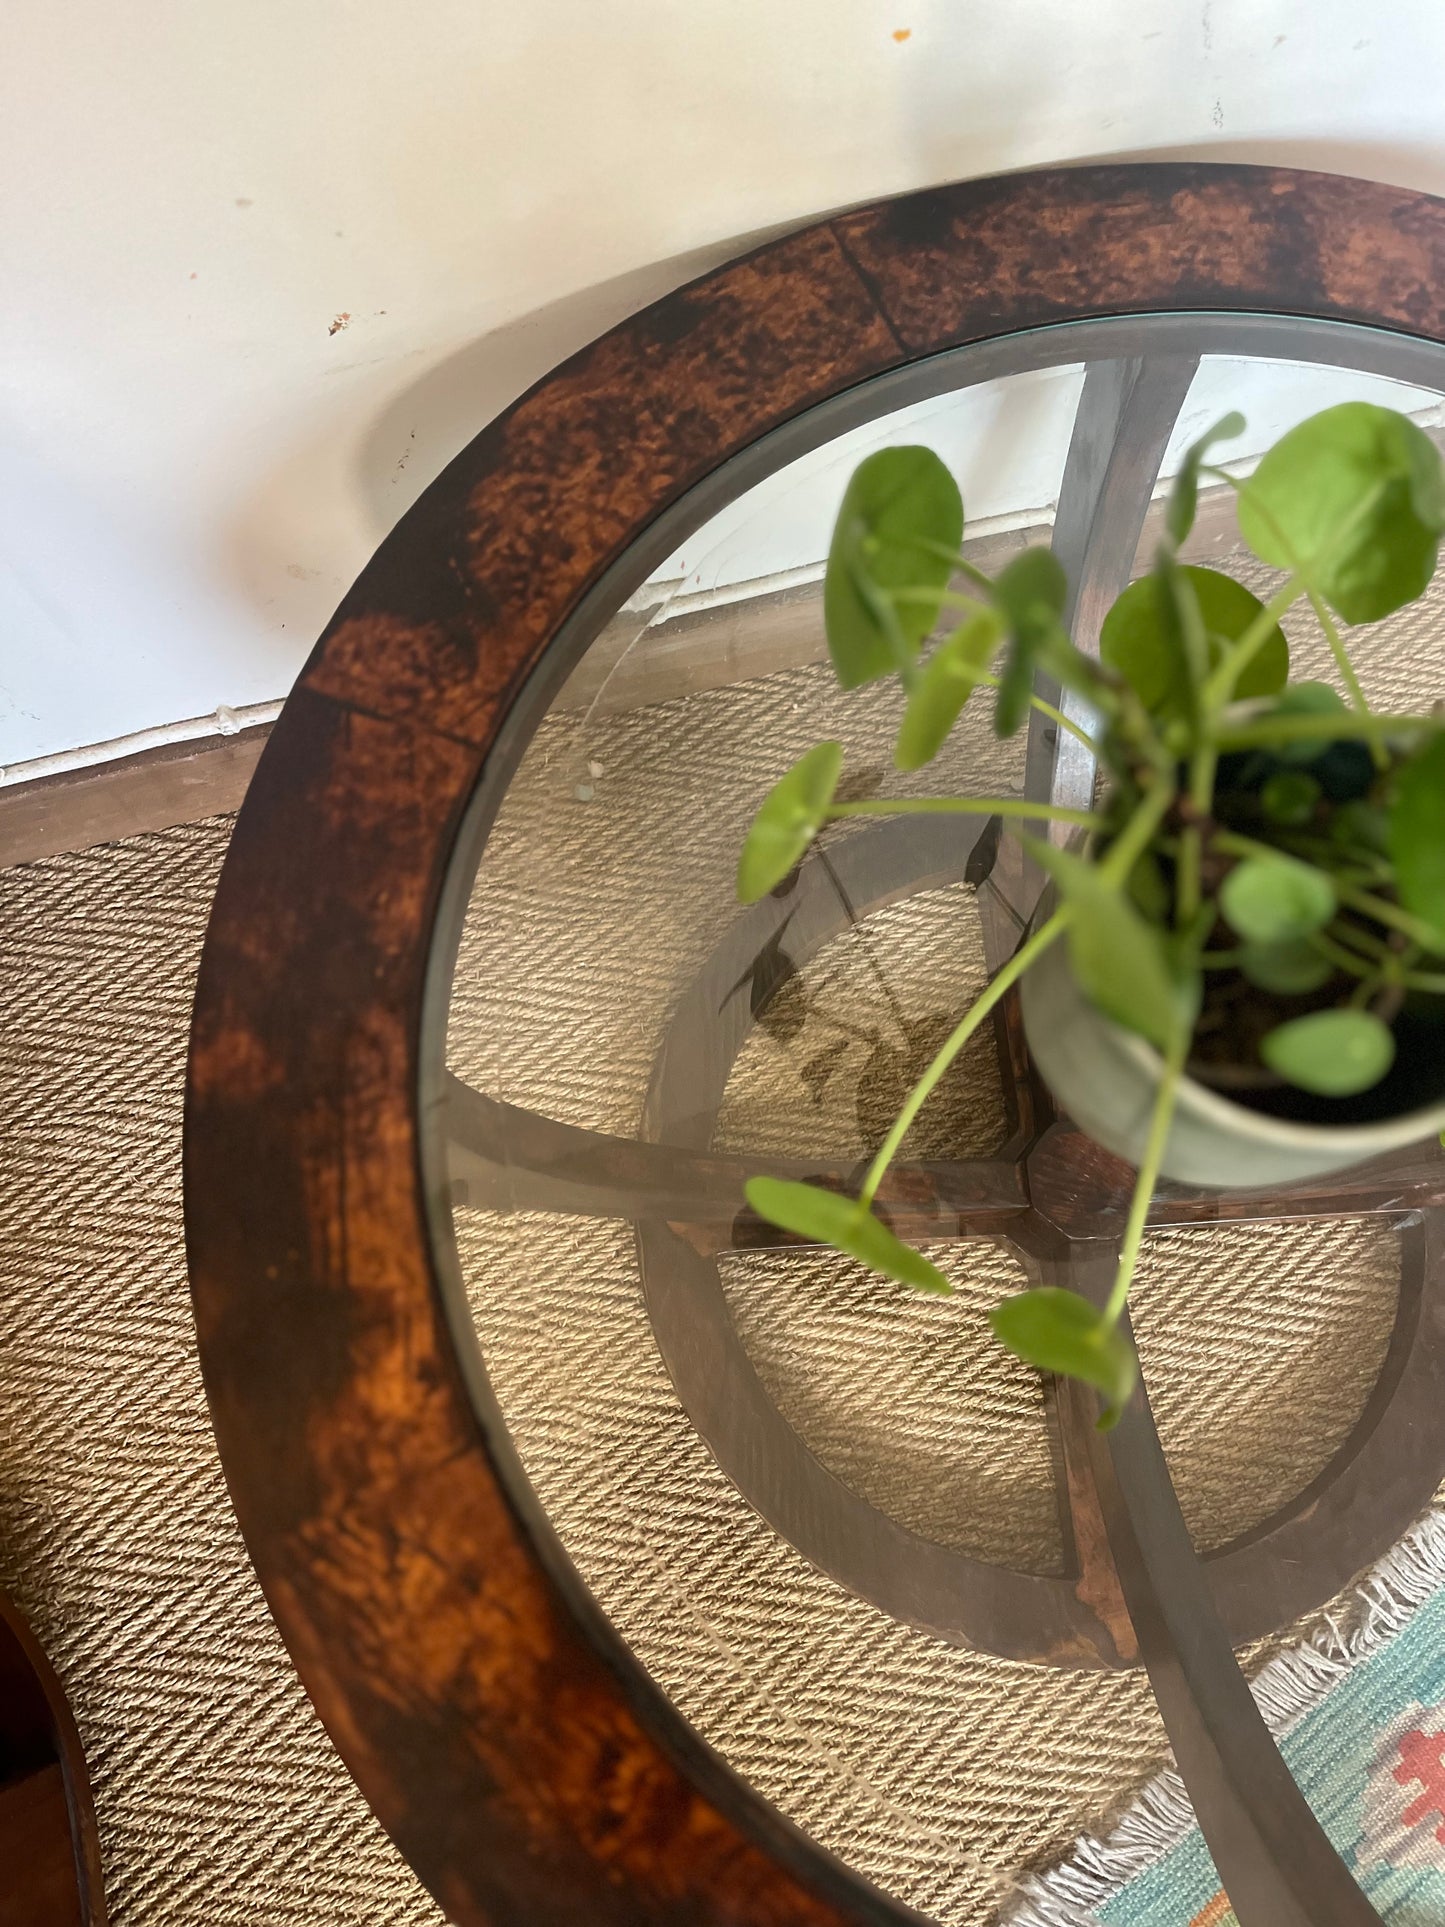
[2,0,1442,767]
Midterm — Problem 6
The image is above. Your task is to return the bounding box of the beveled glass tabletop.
[424,312,1445,1924]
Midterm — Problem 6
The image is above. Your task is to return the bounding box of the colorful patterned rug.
[1008,1511,1445,1926]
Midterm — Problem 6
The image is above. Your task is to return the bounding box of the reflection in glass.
[434,320,1444,1924]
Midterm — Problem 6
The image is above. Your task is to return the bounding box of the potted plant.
[736,402,1445,1426]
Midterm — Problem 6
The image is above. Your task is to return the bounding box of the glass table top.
[423,311,1445,1924]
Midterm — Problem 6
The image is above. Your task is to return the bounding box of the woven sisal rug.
[1,552,1440,1924]
[0,822,443,1926]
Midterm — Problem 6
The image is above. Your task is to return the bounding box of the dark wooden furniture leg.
[0,1589,106,1927]
[1014,345,1406,1920]
[1043,1245,1384,1927]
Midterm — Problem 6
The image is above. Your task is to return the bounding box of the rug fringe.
[1001,1505,1445,1926]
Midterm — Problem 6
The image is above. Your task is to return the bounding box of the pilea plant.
[736,401,1445,1427]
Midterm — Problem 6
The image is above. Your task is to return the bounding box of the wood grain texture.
[185,164,1445,1926]
[0,1590,106,1927]
[303,223,902,744]
[187,692,891,1926]
[833,166,1445,348]
[0,726,270,869]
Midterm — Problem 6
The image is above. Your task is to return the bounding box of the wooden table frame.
[186,163,1445,1926]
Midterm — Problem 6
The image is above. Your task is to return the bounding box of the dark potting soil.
[1191,972,1445,1126]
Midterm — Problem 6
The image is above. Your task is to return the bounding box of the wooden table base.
[0,1590,106,1927]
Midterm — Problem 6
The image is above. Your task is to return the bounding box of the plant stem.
[1201,572,1308,709]
[1101,1027,1187,1332]
[1189,744,1218,815]
[1306,587,1387,769]
[1177,743,1218,925]
[1323,918,1394,962]
[1027,690,1099,754]
[1213,825,1393,898]
[828,797,1104,827]
[954,558,997,595]
[1100,778,1177,887]
[1336,882,1445,953]
[890,587,994,615]
[1209,828,1283,865]
[902,536,997,596]
[1278,832,1390,880]
[1367,939,1445,994]
[902,564,1131,735]
[1176,827,1202,924]
[1288,857,1390,888]
[852,556,920,691]
[1120,701,1177,782]
[966,670,1099,753]
[887,602,1102,757]
[1307,930,1376,979]
[857,908,1072,1209]
[1211,828,1389,901]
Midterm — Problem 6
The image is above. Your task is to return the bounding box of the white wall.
[5,1,1445,773]
[643,363,1445,615]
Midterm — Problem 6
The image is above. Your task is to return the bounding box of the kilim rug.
[1008,1512,1445,1926]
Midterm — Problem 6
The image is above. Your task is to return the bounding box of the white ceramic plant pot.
[1020,929,1445,1190]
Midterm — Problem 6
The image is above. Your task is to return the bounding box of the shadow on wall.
[356,220,817,533]
[1095,134,1445,196]
[223,218,806,651]
[225,135,1445,660]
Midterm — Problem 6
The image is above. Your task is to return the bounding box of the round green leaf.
[993,547,1068,737]
[1166,412,1246,546]
[1331,798,1391,858]
[1261,770,1322,827]
[894,606,1003,770]
[1220,854,1335,945]
[744,1176,951,1294]
[1260,1007,1396,1096]
[1238,402,1445,625]
[1389,731,1445,951]
[1270,680,1346,716]
[823,447,964,689]
[1100,566,1289,722]
[989,1286,1137,1425]
[1126,851,1171,924]
[736,742,843,903]
[1239,939,1335,995]
[1027,838,1188,1050]
[1257,681,1349,765]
